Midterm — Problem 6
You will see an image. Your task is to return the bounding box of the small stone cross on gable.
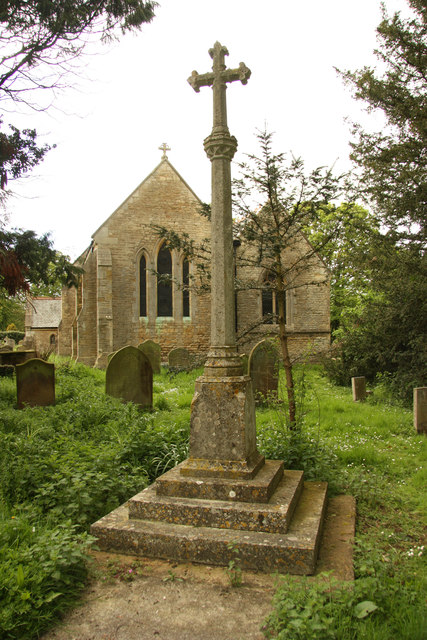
[159,142,171,159]
[188,42,251,135]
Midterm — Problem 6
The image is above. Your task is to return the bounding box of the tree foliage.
[0,228,80,297]
[331,0,427,401]
[339,0,426,244]
[233,130,356,427]
[0,0,157,188]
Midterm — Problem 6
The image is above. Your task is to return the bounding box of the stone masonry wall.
[76,248,97,365]
[236,238,330,361]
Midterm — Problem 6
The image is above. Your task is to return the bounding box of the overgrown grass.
[260,366,427,639]
[0,358,193,639]
[0,359,425,639]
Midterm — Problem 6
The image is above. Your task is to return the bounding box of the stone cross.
[159,142,171,159]
[181,43,263,480]
[188,42,251,376]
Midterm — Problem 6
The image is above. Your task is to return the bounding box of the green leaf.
[16,564,25,587]
[44,591,62,603]
[354,601,378,619]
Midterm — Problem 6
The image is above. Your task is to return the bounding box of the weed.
[225,541,243,587]
[162,569,183,583]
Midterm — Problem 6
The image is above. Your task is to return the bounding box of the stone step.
[91,480,328,575]
[129,469,304,534]
[155,459,284,503]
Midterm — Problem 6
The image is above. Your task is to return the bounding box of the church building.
[53,148,330,367]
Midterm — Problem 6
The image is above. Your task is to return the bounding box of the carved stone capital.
[203,132,238,161]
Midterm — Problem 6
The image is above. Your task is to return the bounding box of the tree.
[233,130,357,427]
[0,0,157,188]
[0,228,80,297]
[154,130,356,428]
[0,1,157,311]
[302,202,380,336]
[334,0,427,401]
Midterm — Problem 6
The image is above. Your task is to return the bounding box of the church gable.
[92,158,203,247]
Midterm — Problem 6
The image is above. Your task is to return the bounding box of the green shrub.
[0,508,93,639]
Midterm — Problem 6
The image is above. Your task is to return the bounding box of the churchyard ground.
[0,360,426,639]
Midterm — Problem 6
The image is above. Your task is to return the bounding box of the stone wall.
[25,328,58,356]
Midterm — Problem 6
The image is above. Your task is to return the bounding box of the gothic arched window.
[157,245,173,317]
[182,257,190,318]
[139,254,147,317]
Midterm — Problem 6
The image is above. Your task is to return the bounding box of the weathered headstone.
[3,337,15,350]
[414,387,427,434]
[240,354,249,376]
[138,340,161,374]
[15,358,55,409]
[248,339,280,402]
[168,347,193,370]
[352,376,366,402]
[106,346,152,409]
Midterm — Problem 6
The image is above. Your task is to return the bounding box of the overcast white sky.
[4,0,410,260]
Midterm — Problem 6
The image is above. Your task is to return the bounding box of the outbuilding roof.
[28,298,62,328]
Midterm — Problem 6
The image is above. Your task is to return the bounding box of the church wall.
[89,160,212,363]
[76,248,98,365]
[235,240,330,361]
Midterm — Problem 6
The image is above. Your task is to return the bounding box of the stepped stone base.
[91,463,328,575]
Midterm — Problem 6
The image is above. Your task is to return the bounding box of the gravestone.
[248,339,280,402]
[240,354,249,375]
[352,376,366,402]
[414,387,427,434]
[3,337,15,350]
[168,347,193,370]
[138,340,161,374]
[15,358,55,409]
[106,346,152,409]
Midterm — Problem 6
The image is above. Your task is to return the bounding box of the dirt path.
[41,496,355,640]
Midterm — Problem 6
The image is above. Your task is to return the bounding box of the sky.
[4,0,410,261]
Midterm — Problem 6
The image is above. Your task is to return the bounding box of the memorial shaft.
[188,42,251,376]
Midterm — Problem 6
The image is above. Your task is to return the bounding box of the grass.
[0,359,426,639]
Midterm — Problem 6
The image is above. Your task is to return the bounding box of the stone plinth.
[158,460,282,503]
[180,375,264,479]
[91,473,327,575]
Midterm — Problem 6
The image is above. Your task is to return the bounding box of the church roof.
[91,155,202,242]
[28,298,62,328]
